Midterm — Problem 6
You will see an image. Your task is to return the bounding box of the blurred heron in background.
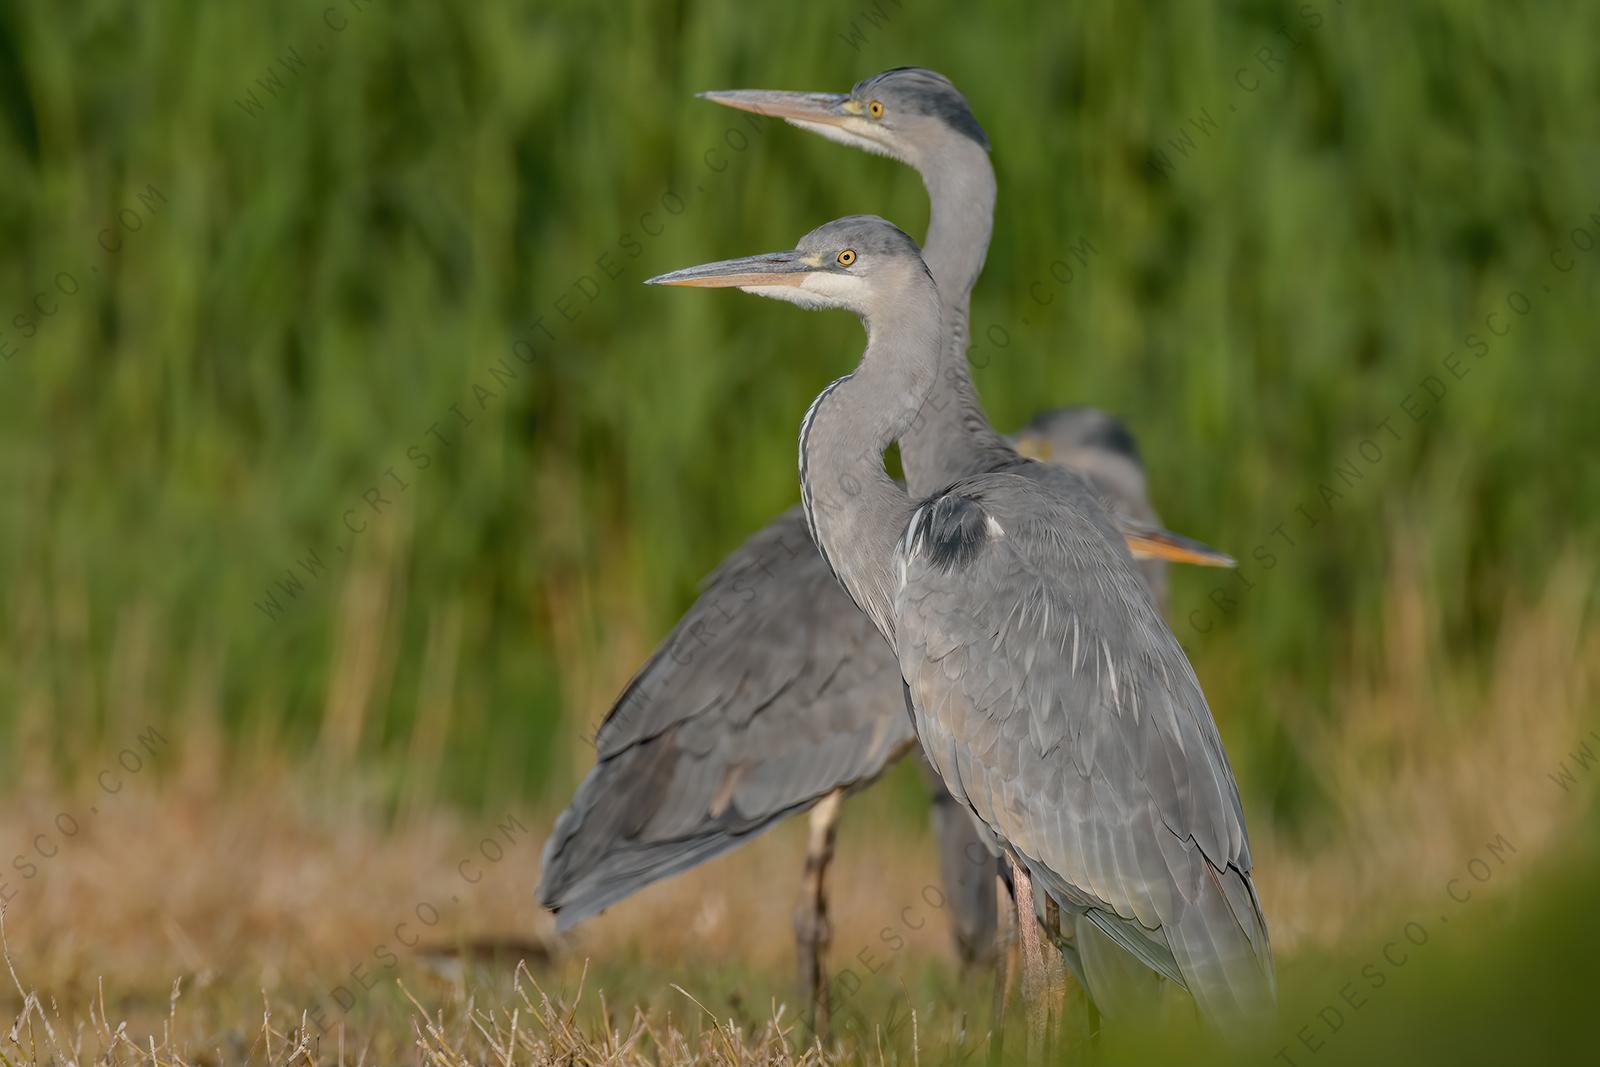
[538,68,1237,1032]
[646,213,1275,1040]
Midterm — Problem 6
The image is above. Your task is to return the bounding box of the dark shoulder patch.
[910,493,992,572]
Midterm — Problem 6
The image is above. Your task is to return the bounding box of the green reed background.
[0,0,1596,812]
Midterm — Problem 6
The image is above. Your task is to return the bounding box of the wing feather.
[894,473,1273,1024]
[537,507,911,929]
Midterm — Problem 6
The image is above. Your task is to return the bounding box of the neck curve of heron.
[799,273,944,645]
[897,131,1016,498]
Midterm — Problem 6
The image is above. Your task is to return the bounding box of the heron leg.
[988,869,1015,1065]
[1037,893,1060,1060]
[1012,864,1049,1058]
[795,789,843,1037]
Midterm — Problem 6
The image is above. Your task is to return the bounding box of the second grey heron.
[647,215,1275,1034]
[538,68,1237,1031]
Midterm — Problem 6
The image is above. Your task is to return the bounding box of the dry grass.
[1,551,1595,1064]
[0,943,837,1067]
[0,757,967,1064]
[1256,549,1598,954]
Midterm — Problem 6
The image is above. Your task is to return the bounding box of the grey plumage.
[537,409,1180,934]
[647,214,1274,1029]
[1015,406,1170,606]
[851,68,990,149]
[540,69,1208,952]
[538,504,907,930]
[540,70,1247,1017]
[896,477,1274,1027]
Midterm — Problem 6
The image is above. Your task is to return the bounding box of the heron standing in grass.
[536,404,1220,1014]
[647,215,1275,1037]
[537,69,1235,1031]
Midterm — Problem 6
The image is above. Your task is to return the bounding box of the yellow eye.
[836,249,856,266]
[868,100,884,118]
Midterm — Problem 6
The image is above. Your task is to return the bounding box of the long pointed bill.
[646,250,819,289]
[1119,520,1238,569]
[697,89,853,126]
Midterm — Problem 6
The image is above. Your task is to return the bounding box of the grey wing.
[1012,406,1170,604]
[537,505,913,930]
[917,748,999,966]
[894,477,1274,1026]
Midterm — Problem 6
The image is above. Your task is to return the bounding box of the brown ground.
[1,558,1595,1064]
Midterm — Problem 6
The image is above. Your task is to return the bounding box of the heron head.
[699,67,987,167]
[1015,405,1152,513]
[645,215,933,317]
[646,214,934,315]
[1015,408,1237,573]
[1014,407,1144,469]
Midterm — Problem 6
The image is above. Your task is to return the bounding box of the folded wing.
[894,474,1274,1026]
[537,506,913,929]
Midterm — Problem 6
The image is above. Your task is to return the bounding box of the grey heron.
[646,215,1275,1033]
[536,68,1236,1030]
[536,409,1223,1028]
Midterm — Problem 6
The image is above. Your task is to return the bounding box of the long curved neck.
[899,135,1016,497]
[800,281,943,645]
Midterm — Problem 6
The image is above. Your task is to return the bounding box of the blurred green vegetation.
[0,0,1596,814]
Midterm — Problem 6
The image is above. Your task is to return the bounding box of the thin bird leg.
[1012,863,1049,1058]
[988,869,1016,1065]
[795,789,844,1037]
[1040,894,1067,1054]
